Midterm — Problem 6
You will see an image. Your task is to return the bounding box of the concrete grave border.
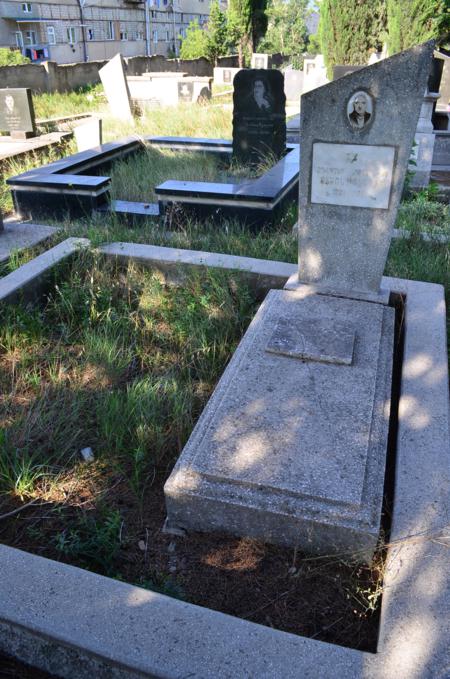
[0,241,448,679]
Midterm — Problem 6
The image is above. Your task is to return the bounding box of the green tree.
[0,48,30,66]
[259,0,309,67]
[179,20,209,60]
[386,0,449,54]
[205,0,228,65]
[227,0,252,67]
[318,0,386,78]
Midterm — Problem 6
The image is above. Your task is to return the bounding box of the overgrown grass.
[32,84,104,120]
[0,252,257,514]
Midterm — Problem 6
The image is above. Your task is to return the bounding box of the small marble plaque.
[311,142,395,209]
[266,316,355,365]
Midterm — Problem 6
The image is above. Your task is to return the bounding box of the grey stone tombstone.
[74,117,102,152]
[436,52,450,111]
[332,65,364,80]
[251,53,270,69]
[297,42,434,299]
[164,42,434,563]
[232,69,286,164]
[99,54,133,122]
[178,81,194,102]
[284,69,303,102]
[0,88,36,140]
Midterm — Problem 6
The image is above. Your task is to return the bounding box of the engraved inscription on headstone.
[232,69,286,164]
[0,88,36,138]
[178,81,194,102]
[311,143,395,209]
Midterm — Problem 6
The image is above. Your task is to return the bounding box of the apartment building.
[0,0,211,64]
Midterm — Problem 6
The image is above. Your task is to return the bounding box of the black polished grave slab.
[7,136,143,219]
[232,70,286,164]
[155,142,299,226]
[7,135,299,227]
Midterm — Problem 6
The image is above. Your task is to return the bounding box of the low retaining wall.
[0,55,214,94]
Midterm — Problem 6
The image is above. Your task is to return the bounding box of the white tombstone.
[99,54,133,122]
[302,54,329,94]
[74,117,102,153]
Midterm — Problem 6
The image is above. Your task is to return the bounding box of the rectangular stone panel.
[311,143,395,209]
[266,316,355,365]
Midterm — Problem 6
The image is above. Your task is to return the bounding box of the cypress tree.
[319,0,386,78]
[387,0,449,54]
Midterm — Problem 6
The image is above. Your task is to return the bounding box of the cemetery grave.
[6,69,298,228]
[0,43,448,679]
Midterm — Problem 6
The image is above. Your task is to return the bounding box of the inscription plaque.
[311,142,395,209]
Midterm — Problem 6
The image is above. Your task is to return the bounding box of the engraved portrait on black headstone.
[0,88,36,138]
[347,91,373,130]
[232,69,286,165]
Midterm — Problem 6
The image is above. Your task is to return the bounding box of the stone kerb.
[0,243,447,677]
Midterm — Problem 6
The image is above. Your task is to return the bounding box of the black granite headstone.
[332,65,364,80]
[232,69,286,165]
[0,88,36,139]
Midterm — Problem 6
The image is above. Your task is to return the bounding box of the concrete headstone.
[99,54,133,122]
[297,41,434,299]
[0,88,36,140]
[213,67,242,86]
[435,51,450,112]
[251,53,270,69]
[302,55,329,93]
[232,69,286,164]
[284,69,303,102]
[74,117,102,153]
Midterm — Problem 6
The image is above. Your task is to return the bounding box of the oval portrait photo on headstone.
[347,90,373,130]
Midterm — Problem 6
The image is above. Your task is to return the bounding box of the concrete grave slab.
[165,288,395,560]
[0,222,58,263]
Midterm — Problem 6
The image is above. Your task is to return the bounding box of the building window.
[166,30,170,41]
[67,27,76,44]
[120,30,128,41]
[87,28,94,40]
[22,3,32,12]
[136,30,144,40]
[152,30,158,43]
[47,26,56,45]
[15,31,24,48]
[24,30,37,45]
[106,21,114,40]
